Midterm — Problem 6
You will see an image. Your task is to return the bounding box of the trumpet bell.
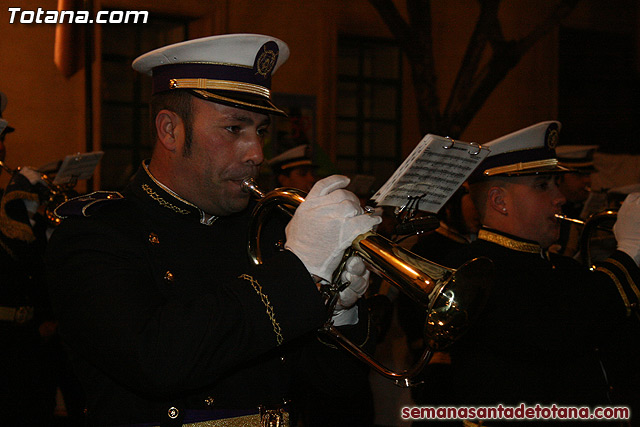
[425,256,494,350]
[351,231,493,351]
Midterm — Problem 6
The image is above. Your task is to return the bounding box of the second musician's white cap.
[470,121,569,181]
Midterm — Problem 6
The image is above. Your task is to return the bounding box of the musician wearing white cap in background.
[269,144,319,192]
[46,34,380,427]
[554,144,599,257]
[442,122,640,425]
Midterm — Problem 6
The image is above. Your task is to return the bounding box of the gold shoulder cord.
[602,258,640,301]
[238,274,283,345]
[596,258,640,317]
[596,266,632,316]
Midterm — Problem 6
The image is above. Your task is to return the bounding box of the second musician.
[444,122,640,425]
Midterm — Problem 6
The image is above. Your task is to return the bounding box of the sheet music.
[52,151,104,185]
[372,134,489,213]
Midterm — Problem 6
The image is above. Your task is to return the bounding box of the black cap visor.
[190,89,287,117]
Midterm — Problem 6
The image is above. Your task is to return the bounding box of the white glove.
[19,167,45,186]
[331,255,370,327]
[285,175,382,282]
[614,192,640,265]
[335,255,369,310]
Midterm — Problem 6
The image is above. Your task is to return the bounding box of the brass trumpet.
[0,160,75,227]
[555,210,617,269]
[242,178,494,387]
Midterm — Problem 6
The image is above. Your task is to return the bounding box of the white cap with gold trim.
[132,34,290,116]
[556,145,598,172]
[269,145,316,174]
[470,121,568,181]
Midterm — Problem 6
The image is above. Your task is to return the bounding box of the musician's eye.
[534,177,554,191]
[257,126,270,138]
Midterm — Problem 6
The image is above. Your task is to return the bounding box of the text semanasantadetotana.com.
[402,403,630,421]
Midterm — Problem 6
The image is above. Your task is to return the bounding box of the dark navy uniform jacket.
[46,161,372,426]
[0,172,60,425]
[446,228,640,425]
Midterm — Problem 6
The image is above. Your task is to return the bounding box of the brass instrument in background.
[555,210,617,269]
[0,160,76,227]
[242,178,494,387]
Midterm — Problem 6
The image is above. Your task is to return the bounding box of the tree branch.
[368,0,414,50]
[449,0,581,134]
[369,0,441,134]
[407,0,431,41]
[369,0,581,137]
[444,0,502,129]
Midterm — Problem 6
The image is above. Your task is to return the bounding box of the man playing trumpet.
[46,34,380,427]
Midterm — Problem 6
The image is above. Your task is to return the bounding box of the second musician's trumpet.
[242,178,494,387]
[555,210,617,269]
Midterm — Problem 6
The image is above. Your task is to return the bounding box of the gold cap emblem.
[255,42,279,77]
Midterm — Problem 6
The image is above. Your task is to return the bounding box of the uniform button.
[164,271,175,282]
[149,232,160,244]
[168,406,179,419]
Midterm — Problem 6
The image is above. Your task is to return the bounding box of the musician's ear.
[155,110,181,152]
[488,186,507,215]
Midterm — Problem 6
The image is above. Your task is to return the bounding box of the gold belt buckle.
[259,406,287,427]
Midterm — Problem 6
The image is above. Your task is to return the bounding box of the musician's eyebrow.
[534,175,553,184]
[224,112,271,128]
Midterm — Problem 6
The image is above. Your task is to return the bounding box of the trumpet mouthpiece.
[554,213,585,225]
[241,177,265,199]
